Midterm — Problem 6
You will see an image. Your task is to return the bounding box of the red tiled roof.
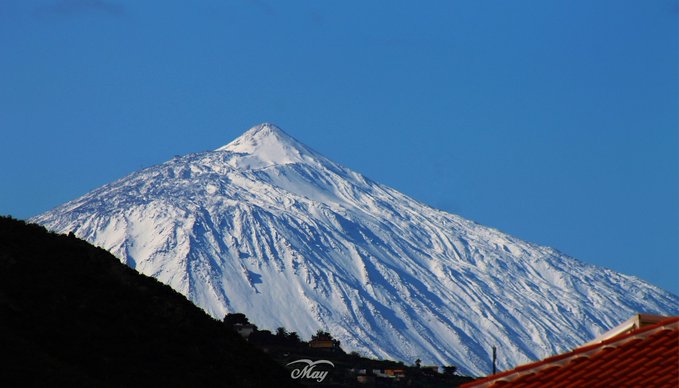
[462,317,679,388]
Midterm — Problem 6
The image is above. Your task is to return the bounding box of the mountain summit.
[216,123,322,168]
[32,123,678,375]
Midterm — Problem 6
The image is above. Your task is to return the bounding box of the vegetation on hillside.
[0,216,298,387]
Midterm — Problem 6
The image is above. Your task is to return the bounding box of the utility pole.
[492,346,497,375]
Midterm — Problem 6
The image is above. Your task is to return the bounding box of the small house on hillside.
[309,330,340,350]
[233,323,256,338]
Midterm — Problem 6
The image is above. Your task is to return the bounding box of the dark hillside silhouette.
[0,216,298,387]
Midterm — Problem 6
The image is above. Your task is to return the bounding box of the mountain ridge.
[32,123,679,376]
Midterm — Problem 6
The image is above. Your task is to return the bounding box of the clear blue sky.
[1,1,677,295]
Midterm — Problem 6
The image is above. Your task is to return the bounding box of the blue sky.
[1,1,677,295]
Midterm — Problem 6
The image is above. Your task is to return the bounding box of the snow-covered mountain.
[32,123,678,375]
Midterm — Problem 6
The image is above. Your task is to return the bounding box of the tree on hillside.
[275,327,288,338]
[288,331,301,345]
[312,329,333,341]
[223,313,250,326]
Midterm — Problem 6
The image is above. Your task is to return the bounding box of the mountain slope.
[0,216,297,387]
[32,123,679,376]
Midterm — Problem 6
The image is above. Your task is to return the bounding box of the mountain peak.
[216,123,318,168]
[217,123,294,151]
[237,122,287,141]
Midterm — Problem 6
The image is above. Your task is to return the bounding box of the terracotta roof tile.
[462,317,679,388]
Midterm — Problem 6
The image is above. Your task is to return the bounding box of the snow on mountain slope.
[32,123,679,375]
